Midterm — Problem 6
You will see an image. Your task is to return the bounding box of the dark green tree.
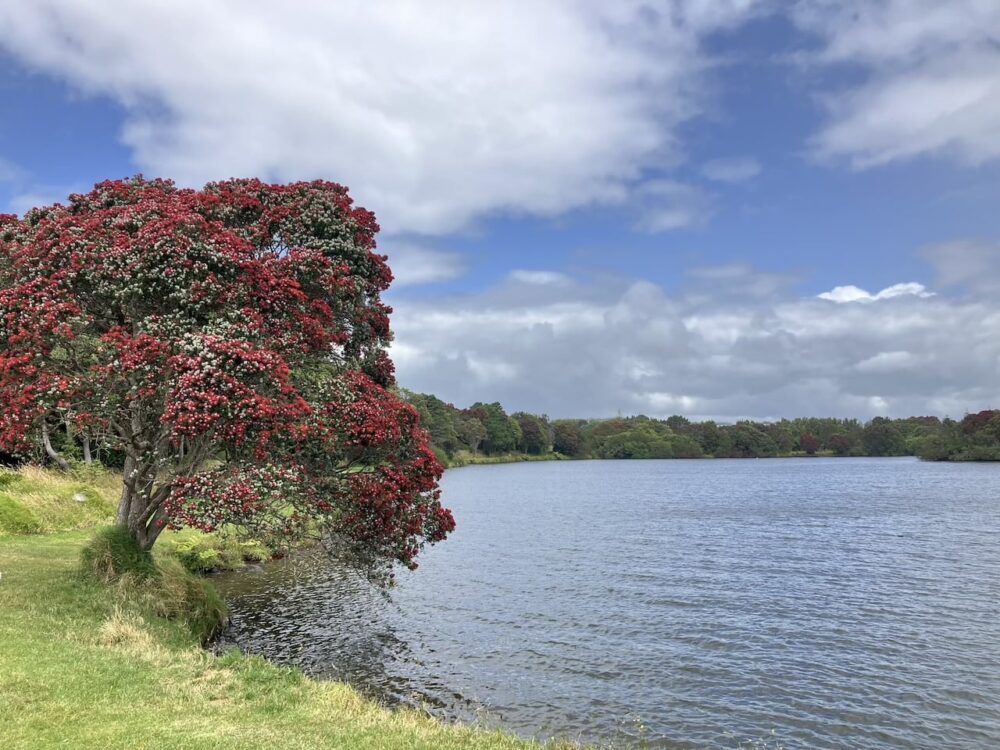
[552,420,587,456]
[455,412,487,453]
[470,402,522,454]
[862,417,907,456]
[514,412,549,454]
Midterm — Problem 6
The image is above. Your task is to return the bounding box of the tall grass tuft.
[81,525,229,642]
[142,554,229,641]
[81,524,158,580]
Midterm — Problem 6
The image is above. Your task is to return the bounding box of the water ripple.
[215,458,1000,749]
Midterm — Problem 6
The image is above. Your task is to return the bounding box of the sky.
[1,0,999,421]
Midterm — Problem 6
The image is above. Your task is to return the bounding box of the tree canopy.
[0,177,453,578]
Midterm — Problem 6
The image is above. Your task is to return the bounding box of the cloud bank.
[391,266,1000,421]
[3,3,997,421]
[3,2,998,229]
[0,0,759,235]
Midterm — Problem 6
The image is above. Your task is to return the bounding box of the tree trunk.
[82,432,93,465]
[117,484,165,550]
[117,458,170,551]
[41,422,72,473]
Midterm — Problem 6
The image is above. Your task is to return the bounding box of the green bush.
[0,495,42,534]
[172,540,234,573]
[955,445,1000,462]
[162,531,271,573]
[238,539,272,563]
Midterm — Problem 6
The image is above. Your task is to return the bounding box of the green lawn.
[0,470,583,750]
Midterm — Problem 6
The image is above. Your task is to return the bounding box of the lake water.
[214,458,1000,749]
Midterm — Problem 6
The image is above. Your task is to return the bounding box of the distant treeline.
[402,391,1000,464]
[6,393,997,470]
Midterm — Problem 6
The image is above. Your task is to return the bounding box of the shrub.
[238,539,272,563]
[171,537,238,574]
[160,531,272,573]
[955,445,1000,462]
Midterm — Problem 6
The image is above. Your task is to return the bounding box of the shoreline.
[0,468,588,750]
[443,451,939,469]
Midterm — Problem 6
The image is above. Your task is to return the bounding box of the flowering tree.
[799,433,821,455]
[0,177,453,576]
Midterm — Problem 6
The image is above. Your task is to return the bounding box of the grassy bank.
[442,450,848,468]
[0,468,583,749]
[445,451,574,468]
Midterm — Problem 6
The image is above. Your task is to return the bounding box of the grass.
[0,464,119,534]
[0,465,275,574]
[0,467,586,750]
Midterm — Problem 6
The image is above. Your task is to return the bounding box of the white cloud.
[817,282,934,303]
[633,180,715,232]
[794,0,1000,167]
[508,270,572,287]
[855,351,917,373]
[0,1,761,235]
[382,244,465,288]
[391,264,1000,420]
[817,285,872,303]
[700,156,761,183]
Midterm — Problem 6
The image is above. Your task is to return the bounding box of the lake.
[214,458,1000,749]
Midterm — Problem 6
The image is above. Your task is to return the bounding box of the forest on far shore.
[403,391,1000,464]
[5,392,997,472]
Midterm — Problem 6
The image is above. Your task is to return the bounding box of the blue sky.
[2,1,999,420]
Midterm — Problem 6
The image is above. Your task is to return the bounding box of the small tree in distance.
[0,177,453,579]
[799,433,821,455]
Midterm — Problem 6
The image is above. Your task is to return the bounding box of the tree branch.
[41,420,72,473]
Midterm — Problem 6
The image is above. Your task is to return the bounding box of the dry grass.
[97,608,175,667]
